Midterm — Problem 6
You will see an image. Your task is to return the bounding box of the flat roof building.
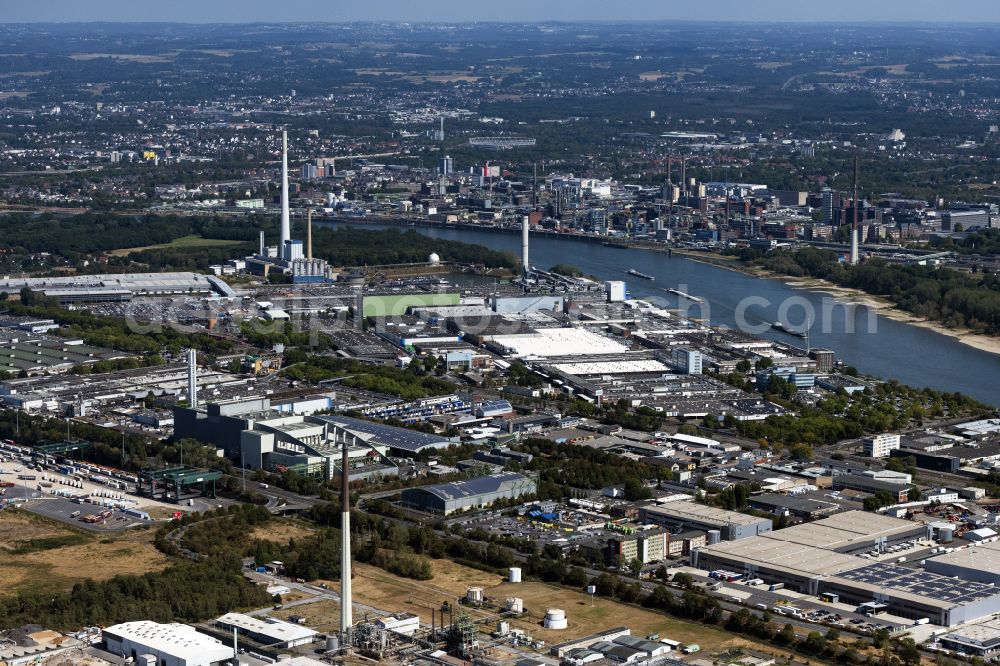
[690,512,1000,626]
[938,618,1000,657]
[639,500,772,541]
[102,621,234,666]
[924,540,1000,585]
[215,612,317,648]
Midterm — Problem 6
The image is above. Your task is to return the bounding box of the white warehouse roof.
[216,612,317,646]
[103,621,233,664]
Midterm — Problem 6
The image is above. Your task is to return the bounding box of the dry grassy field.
[250,520,317,543]
[337,559,748,650]
[0,510,169,598]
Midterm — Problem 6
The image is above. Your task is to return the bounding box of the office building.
[820,188,835,225]
[439,155,453,176]
[608,529,669,566]
[671,348,702,374]
[863,433,901,458]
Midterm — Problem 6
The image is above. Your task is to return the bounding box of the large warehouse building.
[102,621,234,666]
[400,472,537,515]
[691,512,1000,626]
[638,500,773,541]
[924,540,1000,585]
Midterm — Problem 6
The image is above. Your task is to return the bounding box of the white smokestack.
[340,438,352,647]
[280,130,291,259]
[259,230,265,256]
[521,216,530,276]
[850,227,859,266]
[187,349,198,408]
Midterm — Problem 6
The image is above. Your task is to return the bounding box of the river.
[332,223,1000,406]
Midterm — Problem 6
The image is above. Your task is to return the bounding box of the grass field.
[0,510,170,598]
[108,234,245,257]
[250,520,317,544]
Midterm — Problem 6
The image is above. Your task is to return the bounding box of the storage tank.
[543,609,568,630]
[509,567,522,583]
[326,635,339,652]
[506,597,524,613]
[707,530,722,545]
[497,620,510,636]
[466,586,484,603]
[938,525,955,543]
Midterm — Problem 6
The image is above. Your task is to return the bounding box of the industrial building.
[400,472,537,515]
[0,338,129,376]
[831,474,910,502]
[924,540,1000,585]
[174,399,453,480]
[102,621,234,666]
[638,500,773,541]
[215,612,317,649]
[690,512,1000,626]
[746,493,841,520]
[0,272,234,304]
[937,618,1000,657]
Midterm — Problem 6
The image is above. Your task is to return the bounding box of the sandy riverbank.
[670,251,1000,356]
[783,278,1000,356]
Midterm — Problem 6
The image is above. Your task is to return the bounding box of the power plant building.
[400,472,537,515]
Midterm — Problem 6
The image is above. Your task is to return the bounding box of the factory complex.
[691,511,1000,626]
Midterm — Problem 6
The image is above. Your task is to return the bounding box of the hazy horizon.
[7,0,1000,24]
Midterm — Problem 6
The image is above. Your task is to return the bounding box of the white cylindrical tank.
[497,620,509,636]
[506,597,523,613]
[544,609,567,630]
[509,567,522,583]
[707,529,722,545]
[467,586,484,603]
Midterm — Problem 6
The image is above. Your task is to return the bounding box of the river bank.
[672,250,1000,357]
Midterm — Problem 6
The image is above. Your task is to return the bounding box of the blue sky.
[6,0,1000,23]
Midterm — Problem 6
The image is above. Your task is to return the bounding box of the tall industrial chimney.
[258,230,265,257]
[280,130,291,260]
[340,438,352,646]
[851,155,860,266]
[186,349,198,408]
[521,216,530,276]
[306,208,313,261]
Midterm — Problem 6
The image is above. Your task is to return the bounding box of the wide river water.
[338,223,1000,406]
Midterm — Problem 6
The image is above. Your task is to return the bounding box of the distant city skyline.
[7,0,1000,24]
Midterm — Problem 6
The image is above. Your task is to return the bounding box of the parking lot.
[24,496,147,532]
